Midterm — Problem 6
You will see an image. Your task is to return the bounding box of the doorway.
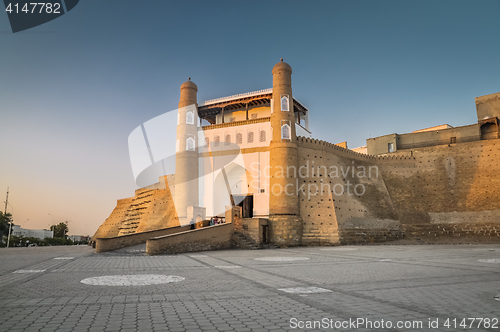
[235,195,253,218]
[481,122,498,140]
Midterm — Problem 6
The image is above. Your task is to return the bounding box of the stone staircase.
[233,231,260,250]
[232,231,279,250]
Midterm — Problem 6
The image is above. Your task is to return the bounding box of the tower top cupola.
[179,78,198,108]
[272,58,292,75]
[180,78,198,91]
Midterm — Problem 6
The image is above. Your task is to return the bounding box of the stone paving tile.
[0,244,499,331]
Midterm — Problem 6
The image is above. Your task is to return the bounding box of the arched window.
[186,137,195,151]
[205,137,210,146]
[186,111,194,125]
[281,124,291,140]
[225,134,231,145]
[281,95,289,112]
[236,133,243,145]
[214,135,220,146]
[247,131,254,143]
[260,130,266,142]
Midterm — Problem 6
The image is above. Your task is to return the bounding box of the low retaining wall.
[402,222,500,244]
[340,229,404,245]
[146,223,234,255]
[339,221,500,245]
[95,225,191,253]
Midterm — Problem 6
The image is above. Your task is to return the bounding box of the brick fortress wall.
[91,175,179,242]
[296,137,500,244]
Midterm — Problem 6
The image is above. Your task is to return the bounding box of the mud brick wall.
[91,197,133,240]
[297,137,400,245]
[297,137,500,245]
[91,175,179,242]
[380,139,500,223]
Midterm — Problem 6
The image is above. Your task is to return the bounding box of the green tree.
[0,211,13,245]
[50,222,69,238]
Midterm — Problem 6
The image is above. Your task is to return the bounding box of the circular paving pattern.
[478,259,500,263]
[254,257,310,262]
[81,275,184,286]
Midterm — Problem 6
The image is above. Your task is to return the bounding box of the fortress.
[92,60,500,254]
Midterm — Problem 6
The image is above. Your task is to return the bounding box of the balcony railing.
[201,117,271,130]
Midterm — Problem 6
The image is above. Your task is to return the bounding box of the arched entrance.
[213,163,254,218]
[481,121,498,140]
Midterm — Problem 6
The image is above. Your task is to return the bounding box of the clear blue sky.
[1,0,499,235]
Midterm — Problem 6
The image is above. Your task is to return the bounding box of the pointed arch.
[186,111,194,125]
[186,137,195,151]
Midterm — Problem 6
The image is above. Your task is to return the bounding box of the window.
[186,137,195,151]
[251,113,258,119]
[186,111,194,125]
[247,131,254,143]
[388,142,395,153]
[214,135,220,146]
[260,130,266,142]
[281,120,291,140]
[225,134,231,145]
[205,137,210,146]
[450,137,457,144]
[281,95,289,112]
[236,132,243,145]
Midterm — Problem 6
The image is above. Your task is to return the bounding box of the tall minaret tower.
[174,78,199,223]
[268,59,302,246]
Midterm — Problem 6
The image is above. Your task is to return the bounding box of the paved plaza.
[0,244,499,331]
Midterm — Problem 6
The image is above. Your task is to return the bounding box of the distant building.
[68,235,90,242]
[11,225,53,239]
[351,146,367,154]
[367,92,500,155]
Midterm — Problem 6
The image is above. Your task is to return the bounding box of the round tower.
[268,59,302,246]
[174,78,199,222]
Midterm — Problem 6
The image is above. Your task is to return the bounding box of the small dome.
[272,59,292,74]
[181,78,198,91]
